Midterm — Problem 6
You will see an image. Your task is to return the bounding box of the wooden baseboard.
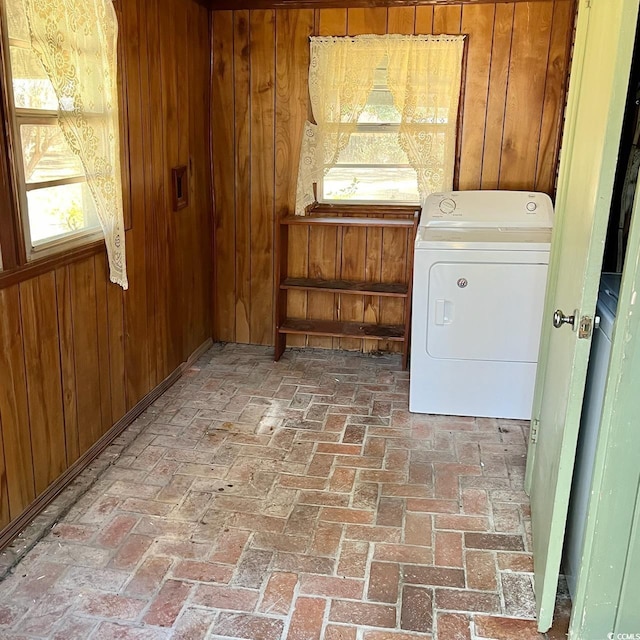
[0,337,213,553]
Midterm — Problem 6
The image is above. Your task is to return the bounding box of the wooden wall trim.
[0,115,20,270]
[0,240,105,290]
[210,0,557,9]
[0,337,213,555]
[209,9,218,357]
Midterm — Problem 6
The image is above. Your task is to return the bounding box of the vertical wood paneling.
[274,11,304,207]
[177,9,190,214]
[176,1,190,370]
[153,0,173,381]
[481,3,515,189]
[415,6,434,34]
[499,1,554,190]
[19,274,66,495]
[339,226,367,352]
[309,8,346,349]
[318,7,347,34]
[55,266,79,465]
[212,11,237,343]
[235,11,252,344]
[94,255,114,434]
[212,2,574,351]
[188,2,202,358]
[140,0,160,389]
[347,8,387,35]
[0,286,35,518]
[388,7,416,35]
[364,221,383,353]
[276,9,316,345]
[188,0,213,358]
[0,427,9,529]
[433,5,463,34]
[122,0,151,408]
[285,222,308,343]
[458,4,496,190]
[113,0,133,232]
[250,10,276,346]
[379,226,409,353]
[535,0,575,194]
[104,262,126,425]
[0,270,9,522]
[69,259,103,456]
[164,2,186,380]
[307,226,338,349]
[200,3,214,352]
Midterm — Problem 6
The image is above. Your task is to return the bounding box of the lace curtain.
[387,36,465,201]
[18,0,128,288]
[295,35,465,215]
[295,37,385,215]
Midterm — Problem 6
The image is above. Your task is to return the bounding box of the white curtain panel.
[295,36,383,215]
[386,35,465,201]
[295,34,465,215]
[19,0,128,288]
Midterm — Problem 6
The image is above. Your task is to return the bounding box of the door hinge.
[530,419,540,444]
[578,315,594,339]
[586,0,592,7]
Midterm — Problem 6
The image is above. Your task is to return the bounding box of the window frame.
[317,65,420,207]
[3,30,104,262]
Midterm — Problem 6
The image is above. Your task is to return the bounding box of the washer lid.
[421,190,554,229]
[415,225,552,251]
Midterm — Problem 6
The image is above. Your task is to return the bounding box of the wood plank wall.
[211,1,575,352]
[0,0,212,533]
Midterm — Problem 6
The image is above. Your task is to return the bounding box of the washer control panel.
[423,190,554,228]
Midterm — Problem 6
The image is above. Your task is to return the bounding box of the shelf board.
[280,215,416,229]
[281,277,408,297]
[279,318,405,341]
[306,203,421,217]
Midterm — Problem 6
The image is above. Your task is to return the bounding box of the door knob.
[553,309,576,329]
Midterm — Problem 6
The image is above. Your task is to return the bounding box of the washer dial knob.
[439,198,456,214]
[526,201,538,212]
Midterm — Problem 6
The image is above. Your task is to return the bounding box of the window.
[322,60,419,205]
[296,35,465,215]
[0,0,127,288]
[3,0,101,254]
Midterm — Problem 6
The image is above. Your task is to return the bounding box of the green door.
[569,176,640,638]
[524,0,639,632]
[611,459,640,634]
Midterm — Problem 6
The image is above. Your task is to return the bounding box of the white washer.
[409,190,554,419]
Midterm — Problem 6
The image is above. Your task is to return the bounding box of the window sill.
[308,202,421,217]
[0,237,105,290]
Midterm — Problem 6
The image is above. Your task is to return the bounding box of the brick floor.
[0,344,571,639]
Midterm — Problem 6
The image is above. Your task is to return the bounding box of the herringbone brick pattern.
[0,344,570,639]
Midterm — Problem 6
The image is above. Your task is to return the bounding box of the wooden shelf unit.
[274,209,420,369]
